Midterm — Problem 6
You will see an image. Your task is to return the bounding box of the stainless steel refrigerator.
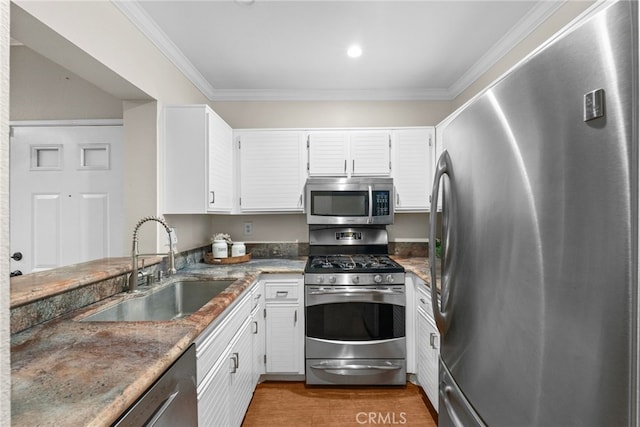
[429,1,638,426]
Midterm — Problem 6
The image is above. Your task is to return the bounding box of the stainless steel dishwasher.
[114,344,197,427]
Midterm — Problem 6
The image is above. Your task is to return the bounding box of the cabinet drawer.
[196,291,252,384]
[265,284,299,301]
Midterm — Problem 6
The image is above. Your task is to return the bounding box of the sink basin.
[80,280,235,322]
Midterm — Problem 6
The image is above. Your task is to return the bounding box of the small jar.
[231,242,246,257]
[212,240,228,258]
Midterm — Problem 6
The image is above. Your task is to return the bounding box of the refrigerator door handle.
[429,150,457,336]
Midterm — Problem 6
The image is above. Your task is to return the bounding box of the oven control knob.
[374,274,383,283]
[316,276,324,284]
[352,275,360,284]
[329,276,336,284]
[385,274,394,283]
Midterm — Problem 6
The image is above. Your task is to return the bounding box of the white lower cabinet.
[263,274,305,374]
[195,281,263,426]
[250,282,266,383]
[415,279,440,412]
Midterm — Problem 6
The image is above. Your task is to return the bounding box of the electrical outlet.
[243,222,253,236]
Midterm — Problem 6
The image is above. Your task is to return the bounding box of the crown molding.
[209,88,453,102]
[447,0,565,99]
[111,0,216,99]
[114,0,566,102]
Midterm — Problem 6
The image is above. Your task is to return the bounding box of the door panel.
[10,124,124,273]
[32,194,61,271]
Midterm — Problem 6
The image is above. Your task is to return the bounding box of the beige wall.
[10,46,122,120]
[211,100,452,129]
[209,212,430,244]
[453,1,595,110]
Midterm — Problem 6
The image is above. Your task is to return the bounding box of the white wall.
[10,45,122,120]
[1,1,11,424]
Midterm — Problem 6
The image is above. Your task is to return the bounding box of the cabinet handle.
[430,333,438,349]
[397,193,400,205]
[252,320,258,334]
[344,160,347,173]
[352,159,355,173]
[298,194,303,207]
[210,191,215,204]
[276,290,288,297]
[231,352,239,374]
[294,309,297,324]
[420,298,426,304]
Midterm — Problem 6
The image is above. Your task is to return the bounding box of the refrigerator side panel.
[438,2,637,426]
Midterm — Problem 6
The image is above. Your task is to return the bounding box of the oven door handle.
[310,364,402,371]
[308,289,403,296]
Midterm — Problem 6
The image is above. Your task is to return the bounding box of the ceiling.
[116,0,565,101]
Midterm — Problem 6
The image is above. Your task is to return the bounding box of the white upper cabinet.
[392,128,434,211]
[349,131,391,176]
[164,105,233,214]
[307,131,350,176]
[307,130,391,177]
[208,111,234,212]
[236,130,306,212]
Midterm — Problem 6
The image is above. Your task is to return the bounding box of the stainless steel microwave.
[305,177,394,225]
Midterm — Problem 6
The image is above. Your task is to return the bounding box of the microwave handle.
[368,185,373,224]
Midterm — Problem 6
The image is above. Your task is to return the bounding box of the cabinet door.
[164,106,208,214]
[393,128,434,211]
[229,319,254,427]
[417,306,440,413]
[307,131,349,176]
[265,304,301,373]
[198,346,231,427]
[238,131,305,212]
[251,287,266,383]
[164,105,233,214]
[433,125,445,212]
[208,109,233,212]
[349,131,391,176]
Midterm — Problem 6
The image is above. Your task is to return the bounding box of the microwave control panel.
[373,191,390,216]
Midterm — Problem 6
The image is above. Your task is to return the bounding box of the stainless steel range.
[304,224,406,385]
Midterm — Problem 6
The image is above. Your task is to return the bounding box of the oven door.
[305,285,406,359]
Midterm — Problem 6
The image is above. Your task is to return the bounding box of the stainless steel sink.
[80,280,235,322]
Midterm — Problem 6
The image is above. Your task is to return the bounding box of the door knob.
[11,252,22,261]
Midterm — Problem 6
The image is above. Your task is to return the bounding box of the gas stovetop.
[305,254,404,274]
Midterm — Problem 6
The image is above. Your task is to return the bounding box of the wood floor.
[242,382,437,426]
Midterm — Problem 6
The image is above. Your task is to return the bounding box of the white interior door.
[10,123,124,274]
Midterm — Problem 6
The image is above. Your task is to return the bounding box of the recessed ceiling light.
[347,45,362,58]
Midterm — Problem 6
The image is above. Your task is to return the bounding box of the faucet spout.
[128,216,176,293]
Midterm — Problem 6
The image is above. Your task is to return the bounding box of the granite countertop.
[10,256,432,426]
[11,258,306,427]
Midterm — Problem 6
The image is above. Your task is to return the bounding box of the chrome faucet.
[128,216,176,292]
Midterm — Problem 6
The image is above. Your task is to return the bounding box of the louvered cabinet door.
[307,131,349,176]
[349,131,391,176]
[237,130,305,212]
[393,128,434,211]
